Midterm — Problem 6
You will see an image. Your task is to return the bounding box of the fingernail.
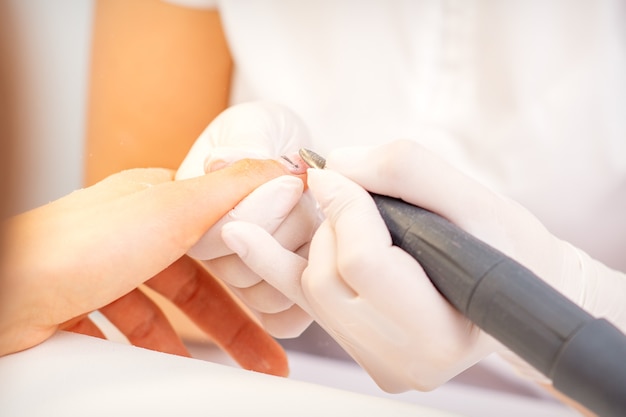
[279,152,308,174]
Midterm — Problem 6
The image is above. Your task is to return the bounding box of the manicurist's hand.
[0,158,302,376]
[176,101,321,338]
[220,140,626,391]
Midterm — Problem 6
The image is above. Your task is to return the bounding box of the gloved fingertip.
[269,174,305,190]
[304,168,331,195]
[221,222,249,258]
[279,152,309,175]
[255,175,304,210]
[305,169,351,213]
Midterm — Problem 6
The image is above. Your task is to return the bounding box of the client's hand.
[176,101,320,338]
[220,140,626,391]
[0,159,301,376]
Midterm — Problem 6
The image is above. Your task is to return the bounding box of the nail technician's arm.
[0,159,303,376]
[222,140,626,399]
[86,0,231,185]
[86,0,234,343]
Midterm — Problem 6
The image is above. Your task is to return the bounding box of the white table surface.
[0,331,579,417]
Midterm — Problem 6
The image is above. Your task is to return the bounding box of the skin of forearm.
[86,0,232,185]
[86,0,233,340]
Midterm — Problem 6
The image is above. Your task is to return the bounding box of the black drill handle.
[372,193,626,416]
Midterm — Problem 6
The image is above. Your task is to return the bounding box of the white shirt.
[168,0,626,270]
[217,0,626,271]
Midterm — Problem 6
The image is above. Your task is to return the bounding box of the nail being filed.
[279,152,310,174]
[280,155,299,169]
[298,148,327,169]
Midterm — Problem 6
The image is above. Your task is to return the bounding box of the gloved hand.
[221,139,626,392]
[175,101,320,338]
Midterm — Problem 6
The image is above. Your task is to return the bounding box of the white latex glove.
[222,139,626,393]
[176,101,320,337]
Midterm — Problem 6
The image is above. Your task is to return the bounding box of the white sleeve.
[161,0,217,9]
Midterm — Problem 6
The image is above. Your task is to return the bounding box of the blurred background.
[7,0,92,215]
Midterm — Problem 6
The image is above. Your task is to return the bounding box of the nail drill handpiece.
[298,148,626,416]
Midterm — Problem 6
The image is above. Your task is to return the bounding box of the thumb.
[221,221,311,312]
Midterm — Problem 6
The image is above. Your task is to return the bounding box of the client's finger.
[145,255,289,377]
[99,288,190,357]
[60,315,105,339]
[187,175,304,260]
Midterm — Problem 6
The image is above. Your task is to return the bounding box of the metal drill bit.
[298,148,327,169]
